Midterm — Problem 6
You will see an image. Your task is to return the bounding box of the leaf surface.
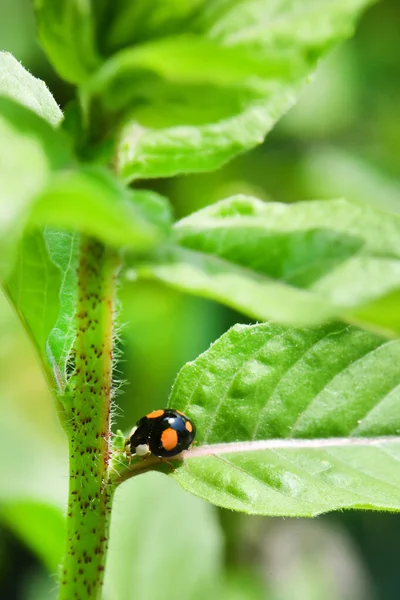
[87,0,374,180]
[0,97,71,276]
[139,196,400,335]
[3,174,171,387]
[0,98,171,386]
[168,322,400,516]
[101,0,206,51]
[30,167,172,252]
[3,229,78,388]
[0,52,62,126]
[34,0,99,83]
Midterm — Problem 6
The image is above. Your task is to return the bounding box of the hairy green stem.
[58,236,119,600]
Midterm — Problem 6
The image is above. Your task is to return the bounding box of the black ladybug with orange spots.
[128,409,196,458]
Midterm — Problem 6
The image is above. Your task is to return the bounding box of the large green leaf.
[168,322,400,516]
[0,52,62,126]
[33,0,99,83]
[86,0,374,180]
[138,195,400,335]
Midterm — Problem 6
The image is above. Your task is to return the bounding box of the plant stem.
[58,236,119,600]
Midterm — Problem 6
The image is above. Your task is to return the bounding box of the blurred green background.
[1,1,400,599]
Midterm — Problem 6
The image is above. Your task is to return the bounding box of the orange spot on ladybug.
[161,428,178,451]
[146,409,165,419]
[185,421,193,433]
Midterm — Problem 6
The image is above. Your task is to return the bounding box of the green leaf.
[0,500,65,574]
[0,100,170,386]
[86,0,374,180]
[88,35,300,109]
[104,474,223,600]
[30,167,172,252]
[138,196,400,335]
[169,322,400,516]
[34,0,99,83]
[3,229,78,388]
[0,52,62,126]
[3,173,171,388]
[116,85,295,182]
[0,97,71,221]
[0,97,74,386]
[137,245,334,325]
[102,0,206,51]
[0,97,71,275]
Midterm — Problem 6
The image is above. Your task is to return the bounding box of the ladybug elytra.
[128,409,196,458]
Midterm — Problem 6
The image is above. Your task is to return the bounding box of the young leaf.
[86,0,374,180]
[0,52,62,126]
[29,167,172,252]
[33,0,99,83]
[138,196,400,336]
[168,322,400,516]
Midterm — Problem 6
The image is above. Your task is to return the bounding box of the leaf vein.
[290,340,397,435]
[349,381,400,435]
[252,326,349,439]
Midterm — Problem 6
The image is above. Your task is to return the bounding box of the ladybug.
[127,409,196,458]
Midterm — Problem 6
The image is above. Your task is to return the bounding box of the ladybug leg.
[124,440,133,464]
